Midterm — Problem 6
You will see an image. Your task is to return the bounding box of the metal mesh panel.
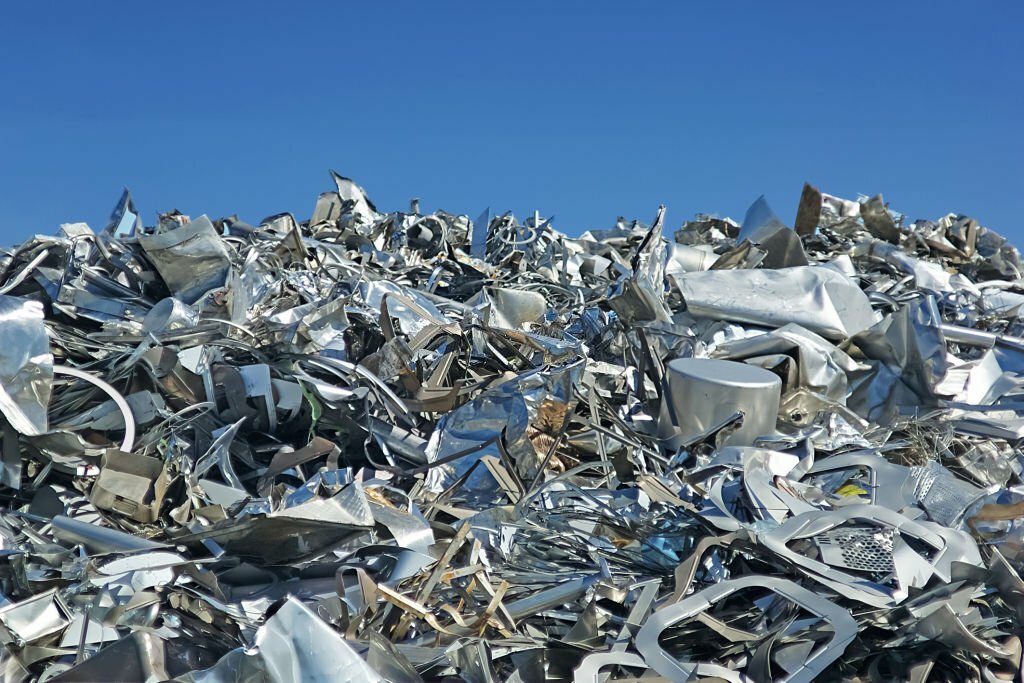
[911,461,986,526]
[814,526,895,575]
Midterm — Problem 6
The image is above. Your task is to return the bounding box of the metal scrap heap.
[1,174,1024,682]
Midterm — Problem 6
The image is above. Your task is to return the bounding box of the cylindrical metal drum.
[661,358,781,447]
[669,244,717,273]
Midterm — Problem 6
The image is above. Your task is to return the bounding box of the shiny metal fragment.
[676,265,876,339]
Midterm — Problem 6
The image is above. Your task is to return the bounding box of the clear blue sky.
[1,2,1021,244]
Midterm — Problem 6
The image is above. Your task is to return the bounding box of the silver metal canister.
[661,358,781,447]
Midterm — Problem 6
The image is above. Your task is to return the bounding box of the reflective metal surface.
[0,173,1018,681]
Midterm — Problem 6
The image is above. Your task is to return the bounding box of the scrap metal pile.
[2,173,1024,681]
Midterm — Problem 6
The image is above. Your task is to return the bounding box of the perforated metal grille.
[813,526,895,575]
[911,462,986,526]
[912,465,938,500]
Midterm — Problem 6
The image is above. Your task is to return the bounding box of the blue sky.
[1,2,1021,243]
